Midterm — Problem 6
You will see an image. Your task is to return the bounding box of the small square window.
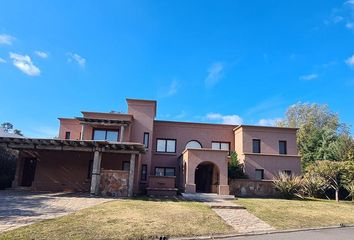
[255,169,264,180]
[65,131,71,140]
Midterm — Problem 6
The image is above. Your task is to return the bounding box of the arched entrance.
[195,162,219,193]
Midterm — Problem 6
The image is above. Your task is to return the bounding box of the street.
[224,227,354,240]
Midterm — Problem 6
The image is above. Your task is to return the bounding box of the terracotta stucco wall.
[244,154,301,180]
[127,99,156,188]
[58,119,82,140]
[241,127,298,155]
[31,150,131,192]
[152,121,236,175]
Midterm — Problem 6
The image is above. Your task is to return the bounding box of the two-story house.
[3,98,301,196]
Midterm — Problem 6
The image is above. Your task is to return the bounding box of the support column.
[90,150,102,195]
[128,153,136,197]
[184,161,196,193]
[80,124,86,140]
[120,125,125,142]
[11,151,22,188]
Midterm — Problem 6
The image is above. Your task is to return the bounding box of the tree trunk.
[335,189,339,202]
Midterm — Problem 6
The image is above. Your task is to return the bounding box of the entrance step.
[209,205,245,209]
[181,193,235,202]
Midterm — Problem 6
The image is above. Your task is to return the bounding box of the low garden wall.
[229,179,277,197]
[146,176,177,197]
[99,169,129,197]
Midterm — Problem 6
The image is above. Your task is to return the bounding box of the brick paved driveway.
[0,190,113,232]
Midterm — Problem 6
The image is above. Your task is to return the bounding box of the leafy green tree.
[345,181,354,201]
[306,160,354,202]
[228,151,247,179]
[1,122,23,136]
[1,122,13,132]
[277,103,352,169]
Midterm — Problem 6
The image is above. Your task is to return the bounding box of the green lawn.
[236,198,354,229]
[0,199,233,240]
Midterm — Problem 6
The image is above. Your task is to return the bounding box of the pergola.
[0,137,145,196]
[76,117,131,141]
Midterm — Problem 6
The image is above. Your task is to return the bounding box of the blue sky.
[0,0,354,138]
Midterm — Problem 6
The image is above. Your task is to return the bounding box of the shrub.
[302,171,327,198]
[273,172,302,199]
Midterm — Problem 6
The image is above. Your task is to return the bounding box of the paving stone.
[0,190,114,232]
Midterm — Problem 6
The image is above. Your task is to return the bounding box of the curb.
[170,224,354,240]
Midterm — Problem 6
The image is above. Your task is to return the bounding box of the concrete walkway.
[182,193,274,233]
[0,190,113,232]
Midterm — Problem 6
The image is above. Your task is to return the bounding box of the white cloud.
[345,54,354,67]
[205,62,224,87]
[206,113,243,125]
[9,52,40,76]
[299,73,318,81]
[0,57,6,63]
[345,0,354,5]
[346,22,354,29]
[167,80,178,96]
[67,52,86,68]
[0,34,15,45]
[35,51,49,59]
[258,118,282,126]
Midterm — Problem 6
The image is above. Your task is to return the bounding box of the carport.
[0,137,145,197]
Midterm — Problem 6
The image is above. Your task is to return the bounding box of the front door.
[195,163,213,193]
[21,158,37,187]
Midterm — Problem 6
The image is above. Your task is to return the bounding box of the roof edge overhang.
[0,137,146,154]
[233,125,299,131]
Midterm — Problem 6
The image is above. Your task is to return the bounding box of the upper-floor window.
[252,139,261,153]
[65,131,71,140]
[156,139,176,153]
[185,140,202,149]
[212,142,230,151]
[93,129,119,141]
[143,132,149,148]
[279,140,287,155]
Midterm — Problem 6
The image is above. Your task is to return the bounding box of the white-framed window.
[185,140,202,149]
[211,141,230,153]
[156,139,176,153]
[93,129,119,141]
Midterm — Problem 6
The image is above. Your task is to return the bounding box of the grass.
[236,198,354,230]
[0,198,233,240]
